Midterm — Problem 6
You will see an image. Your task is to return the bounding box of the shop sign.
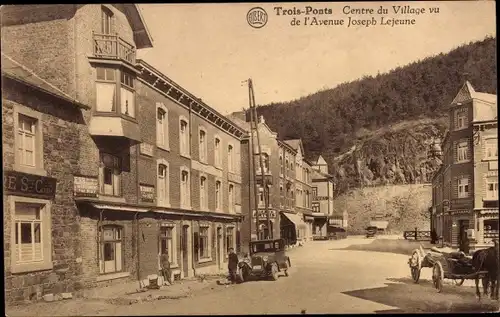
[252,210,276,218]
[140,184,155,203]
[140,143,154,157]
[73,175,98,197]
[4,170,57,200]
[315,196,329,201]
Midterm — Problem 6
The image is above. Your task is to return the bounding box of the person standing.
[160,248,173,286]
[228,247,239,284]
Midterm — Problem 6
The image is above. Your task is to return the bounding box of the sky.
[136,1,496,115]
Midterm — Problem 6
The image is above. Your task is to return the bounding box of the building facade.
[2,52,89,304]
[2,4,244,303]
[431,81,498,251]
[228,113,315,250]
[309,155,342,239]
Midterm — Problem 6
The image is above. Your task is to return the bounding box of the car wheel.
[271,263,279,281]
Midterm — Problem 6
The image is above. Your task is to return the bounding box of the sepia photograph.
[1,1,498,315]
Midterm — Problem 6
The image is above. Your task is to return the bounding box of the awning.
[304,216,314,222]
[370,220,389,229]
[312,212,327,218]
[90,203,149,213]
[281,212,307,229]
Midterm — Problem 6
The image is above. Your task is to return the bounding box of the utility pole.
[247,79,272,239]
[245,79,260,241]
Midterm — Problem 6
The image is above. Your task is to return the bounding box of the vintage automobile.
[366,226,378,238]
[237,238,291,282]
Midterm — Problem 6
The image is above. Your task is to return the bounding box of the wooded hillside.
[252,36,496,194]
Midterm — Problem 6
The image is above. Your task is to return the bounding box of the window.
[457,111,467,130]
[214,137,221,167]
[180,119,189,156]
[486,178,499,200]
[156,106,169,149]
[228,184,235,213]
[11,198,52,273]
[99,153,121,196]
[279,156,284,176]
[262,153,269,173]
[120,71,135,118]
[14,204,42,264]
[96,67,136,117]
[312,202,320,213]
[312,187,318,199]
[17,114,36,168]
[157,162,169,206]
[96,67,116,112]
[457,177,469,198]
[200,176,208,210]
[180,169,190,208]
[225,227,234,256]
[199,129,207,163]
[457,142,469,162]
[159,226,176,266]
[99,226,123,274]
[199,226,210,259]
[101,6,114,34]
[215,181,222,211]
[228,145,234,172]
[258,186,264,207]
[485,139,498,159]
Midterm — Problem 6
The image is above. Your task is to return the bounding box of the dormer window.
[101,6,114,35]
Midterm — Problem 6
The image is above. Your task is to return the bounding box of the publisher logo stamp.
[247,7,268,28]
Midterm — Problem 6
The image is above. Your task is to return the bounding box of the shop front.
[312,212,328,240]
[280,211,307,246]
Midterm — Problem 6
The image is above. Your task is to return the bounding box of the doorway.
[182,225,189,277]
[458,220,469,253]
[216,227,223,270]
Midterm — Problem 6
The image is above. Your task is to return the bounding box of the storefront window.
[99,226,123,274]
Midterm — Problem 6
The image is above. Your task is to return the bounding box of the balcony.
[93,32,136,65]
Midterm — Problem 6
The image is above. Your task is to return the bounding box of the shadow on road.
[342,277,500,313]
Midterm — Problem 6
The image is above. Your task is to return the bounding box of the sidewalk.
[82,275,222,305]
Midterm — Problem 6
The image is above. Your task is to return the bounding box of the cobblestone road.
[6,237,499,315]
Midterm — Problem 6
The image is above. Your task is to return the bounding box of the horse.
[472,241,499,300]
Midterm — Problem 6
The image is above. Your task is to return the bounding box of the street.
[6,238,499,315]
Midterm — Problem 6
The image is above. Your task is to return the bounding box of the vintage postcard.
[1,1,498,315]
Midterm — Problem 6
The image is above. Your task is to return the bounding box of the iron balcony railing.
[93,32,136,64]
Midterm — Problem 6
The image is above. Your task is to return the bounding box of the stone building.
[2,52,89,303]
[431,81,498,251]
[2,4,244,302]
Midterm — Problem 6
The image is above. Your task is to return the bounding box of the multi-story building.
[283,139,314,242]
[2,52,89,304]
[309,155,344,239]
[2,4,244,303]
[431,81,498,251]
[228,112,315,250]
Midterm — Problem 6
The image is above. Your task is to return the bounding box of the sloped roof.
[123,4,154,49]
[1,53,89,109]
[450,81,497,123]
[311,168,334,180]
[226,114,250,131]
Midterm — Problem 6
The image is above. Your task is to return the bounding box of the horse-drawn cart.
[408,246,488,293]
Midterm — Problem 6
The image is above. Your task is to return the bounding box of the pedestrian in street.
[160,248,173,286]
[228,247,239,284]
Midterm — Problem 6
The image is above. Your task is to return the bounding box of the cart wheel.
[432,262,444,293]
[409,250,421,283]
[453,278,465,286]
